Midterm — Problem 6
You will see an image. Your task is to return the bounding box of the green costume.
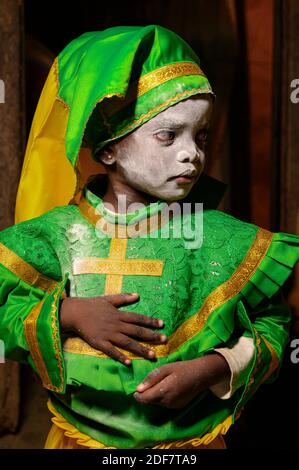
[0,25,298,448]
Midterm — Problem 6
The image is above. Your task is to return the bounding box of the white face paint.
[107,95,213,202]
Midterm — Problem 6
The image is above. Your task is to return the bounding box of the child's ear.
[97,145,116,165]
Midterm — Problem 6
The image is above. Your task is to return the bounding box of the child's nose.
[176,148,202,164]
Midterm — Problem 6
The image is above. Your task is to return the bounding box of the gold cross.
[73,238,164,294]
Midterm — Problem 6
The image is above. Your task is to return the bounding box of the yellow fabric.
[44,422,227,450]
[15,61,76,224]
[44,400,227,449]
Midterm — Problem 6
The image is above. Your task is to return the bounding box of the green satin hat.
[63,24,214,162]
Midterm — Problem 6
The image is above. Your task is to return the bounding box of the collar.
[78,186,171,237]
[82,187,167,225]
[77,173,227,237]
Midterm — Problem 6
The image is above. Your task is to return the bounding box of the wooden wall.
[0,0,24,434]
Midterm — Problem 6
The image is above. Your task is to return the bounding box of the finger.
[112,334,157,360]
[120,324,167,344]
[136,366,170,392]
[121,311,164,329]
[101,293,139,306]
[97,341,132,366]
[134,375,173,405]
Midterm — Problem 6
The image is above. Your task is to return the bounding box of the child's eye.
[196,129,209,147]
[155,130,176,143]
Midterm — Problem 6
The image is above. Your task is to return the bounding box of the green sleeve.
[0,218,67,394]
[232,231,298,418]
[236,289,291,407]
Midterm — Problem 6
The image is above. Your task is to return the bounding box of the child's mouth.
[168,174,195,184]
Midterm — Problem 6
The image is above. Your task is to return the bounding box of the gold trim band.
[105,62,205,117]
[133,62,204,99]
[0,242,58,292]
[50,284,65,392]
[73,237,164,295]
[24,300,53,389]
[24,284,65,393]
[64,228,274,359]
[73,258,164,276]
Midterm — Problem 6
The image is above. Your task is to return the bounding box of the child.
[0,25,298,449]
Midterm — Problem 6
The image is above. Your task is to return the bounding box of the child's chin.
[172,186,193,199]
[160,190,191,203]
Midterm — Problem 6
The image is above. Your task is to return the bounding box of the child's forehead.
[139,95,213,131]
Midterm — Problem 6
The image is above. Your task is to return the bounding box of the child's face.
[103,95,213,202]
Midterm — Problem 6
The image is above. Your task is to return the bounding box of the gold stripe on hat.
[105,61,206,117]
[134,62,204,98]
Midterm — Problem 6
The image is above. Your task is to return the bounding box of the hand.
[133,353,231,409]
[60,293,167,366]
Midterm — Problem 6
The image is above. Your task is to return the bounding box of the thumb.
[101,292,139,306]
[136,366,169,392]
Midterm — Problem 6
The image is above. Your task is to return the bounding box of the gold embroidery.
[64,228,274,359]
[24,300,53,389]
[73,238,164,295]
[134,62,204,98]
[74,257,164,276]
[153,415,231,449]
[78,196,171,237]
[105,62,205,116]
[53,58,70,110]
[50,284,65,392]
[105,238,124,295]
[0,242,58,292]
[24,284,65,393]
[260,335,280,384]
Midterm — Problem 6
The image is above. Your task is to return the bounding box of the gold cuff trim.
[105,62,205,117]
[0,242,58,292]
[24,286,65,393]
[50,284,65,393]
[64,228,274,359]
[24,300,53,389]
[46,400,229,449]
